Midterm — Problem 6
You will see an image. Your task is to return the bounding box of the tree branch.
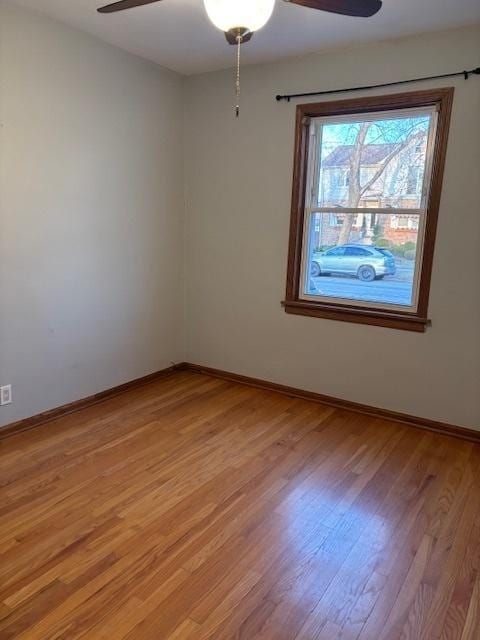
[360,130,425,196]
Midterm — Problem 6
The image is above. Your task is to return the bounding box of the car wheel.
[358,265,376,282]
[311,262,321,277]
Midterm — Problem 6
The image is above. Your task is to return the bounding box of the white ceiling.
[10,0,480,75]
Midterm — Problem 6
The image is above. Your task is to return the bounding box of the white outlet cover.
[0,385,12,406]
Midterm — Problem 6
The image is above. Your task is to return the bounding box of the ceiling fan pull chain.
[235,33,241,118]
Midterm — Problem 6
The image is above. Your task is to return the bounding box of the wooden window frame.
[283,88,454,332]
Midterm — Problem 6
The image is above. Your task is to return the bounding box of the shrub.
[373,224,386,244]
[374,239,417,258]
[375,238,392,248]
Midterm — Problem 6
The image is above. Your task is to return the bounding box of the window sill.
[282,300,430,332]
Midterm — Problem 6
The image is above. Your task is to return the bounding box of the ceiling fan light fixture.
[96,0,383,118]
[203,0,275,33]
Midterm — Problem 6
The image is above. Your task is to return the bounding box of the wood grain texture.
[182,363,480,444]
[0,365,178,441]
[1,370,479,639]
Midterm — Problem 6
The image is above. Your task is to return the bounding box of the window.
[330,168,350,188]
[360,167,376,188]
[407,166,421,194]
[344,247,371,256]
[391,215,420,230]
[284,89,454,331]
[329,213,342,227]
[326,247,345,256]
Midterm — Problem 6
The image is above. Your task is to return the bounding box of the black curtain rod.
[275,66,480,102]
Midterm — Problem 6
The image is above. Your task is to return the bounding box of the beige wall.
[0,3,185,427]
[184,26,480,430]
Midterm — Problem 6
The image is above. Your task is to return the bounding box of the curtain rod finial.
[465,67,480,79]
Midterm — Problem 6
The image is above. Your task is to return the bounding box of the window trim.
[283,88,454,332]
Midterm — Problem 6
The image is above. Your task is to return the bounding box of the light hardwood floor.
[0,371,479,639]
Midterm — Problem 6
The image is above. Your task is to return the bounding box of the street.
[309,259,415,306]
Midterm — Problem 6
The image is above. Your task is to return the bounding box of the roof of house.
[323,143,399,167]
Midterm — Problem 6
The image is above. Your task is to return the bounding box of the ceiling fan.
[97,0,383,115]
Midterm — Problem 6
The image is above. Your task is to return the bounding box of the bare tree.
[337,122,425,245]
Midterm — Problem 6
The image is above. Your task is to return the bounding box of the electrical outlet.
[0,385,12,406]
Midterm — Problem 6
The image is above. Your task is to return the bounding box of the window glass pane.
[305,212,420,308]
[317,113,433,210]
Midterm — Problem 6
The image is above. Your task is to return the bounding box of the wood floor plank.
[460,576,480,640]
[1,371,479,640]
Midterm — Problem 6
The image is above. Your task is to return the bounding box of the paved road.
[309,260,415,306]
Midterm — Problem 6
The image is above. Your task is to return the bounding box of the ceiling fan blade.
[97,0,162,14]
[284,0,382,18]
